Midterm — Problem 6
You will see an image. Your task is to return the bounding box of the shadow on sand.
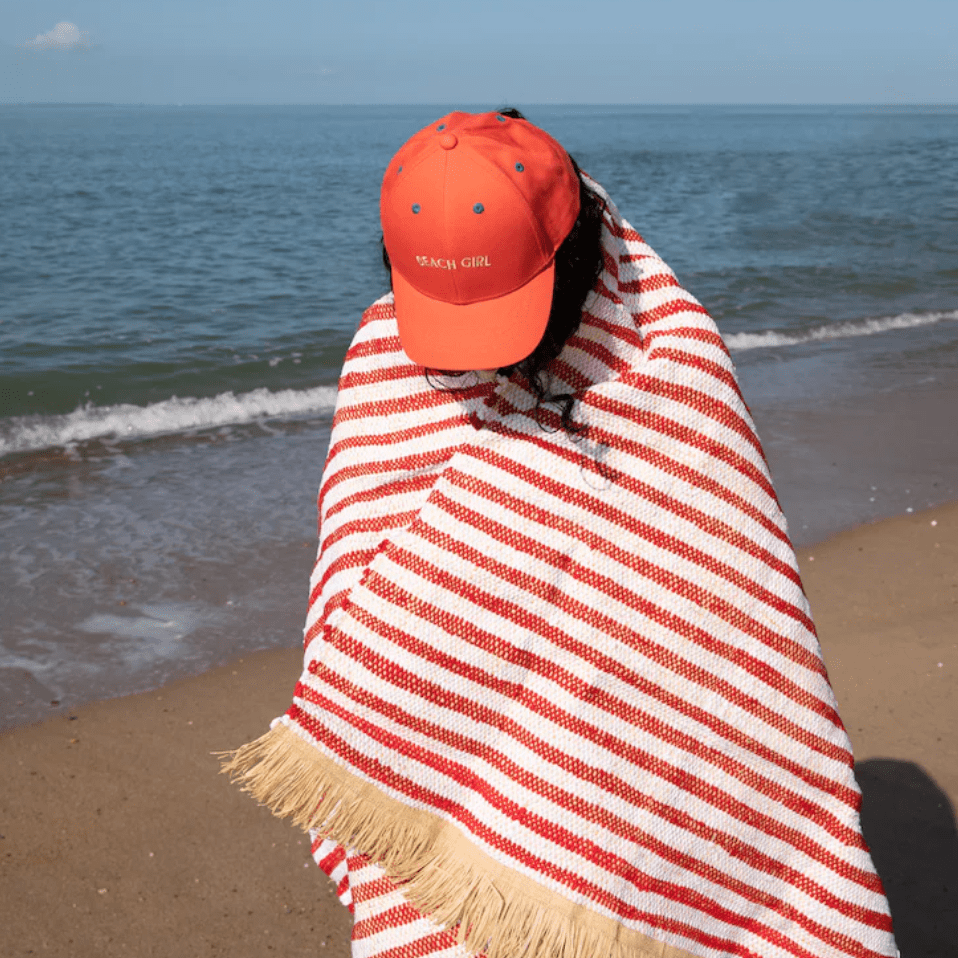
[856,759,958,958]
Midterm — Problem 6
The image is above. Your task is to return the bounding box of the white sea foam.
[4,309,955,459]
[0,385,338,458]
[725,309,958,352]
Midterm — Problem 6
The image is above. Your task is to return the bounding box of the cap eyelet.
[515,162,524,172]
[473,203,484,214]
[437,123,446,131]
[397,165,403,173]
[496,114,506,122]
[412,203,421,214]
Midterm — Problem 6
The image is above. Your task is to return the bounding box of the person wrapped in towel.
[223,109,900,958]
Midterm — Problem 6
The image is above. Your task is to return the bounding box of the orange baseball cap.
[380,111,580,370]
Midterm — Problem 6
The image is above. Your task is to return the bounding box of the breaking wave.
[725,309,958,351]
[0,385,338,458]
[3,308,956,458]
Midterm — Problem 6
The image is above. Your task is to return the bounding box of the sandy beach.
[2,501,956,958]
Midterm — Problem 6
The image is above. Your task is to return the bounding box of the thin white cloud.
[298,67,339,78]
[22,22,92,50]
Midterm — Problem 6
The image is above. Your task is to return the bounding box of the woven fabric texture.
[226,177,898,958]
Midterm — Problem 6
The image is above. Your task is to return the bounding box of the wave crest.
[725,309,958,351]
[4,309,955,458]
[0,385,338,458]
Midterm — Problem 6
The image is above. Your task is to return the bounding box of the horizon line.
[4,100,958,108]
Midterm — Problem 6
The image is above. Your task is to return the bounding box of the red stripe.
[550,355,592,393]
[353,301,394,328]
[322,471,438,524]
[315,841,346,876]
[646,345,741,394]
[438,464,823,678]
[302,659,886,930]
[319,447,452,515]
[477,415,801,589]
[304,588,348,643]
[579,310,644,350]
[307,531,394,640]
[375,547,845,803]
[618,272,684,295]
[308,549,376,622]
[549,306,648,392]
[339,363,425,392]
[319,508,419,552]
[290,701,885,958]
[606,219,645,244]
[349,870,393,904]
[460,445,812,633]
[336,873,352,905]
[584,389,779,505]
[601,245,618,279]
[562,330,630,378]
[619,371,765,459]
[553,324,741,410]
[325,414,467,470]
[331,386,457,430]
[643,325,729,353]
[322,537,850,802]
[644,345,750,420]
[501,394,789,547]
[344,333,403,363]
[592,275,624,307]
[632,297,712,330]
[352,901,424,940]
[360,929,458,958]
[478,382,781,531]
[376,523,847,757]
[390,514,844,747]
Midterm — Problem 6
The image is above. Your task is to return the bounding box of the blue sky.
[2,0,956,104]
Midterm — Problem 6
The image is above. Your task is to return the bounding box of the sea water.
[2,104,957,727]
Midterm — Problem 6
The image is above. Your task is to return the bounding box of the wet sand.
[1,502,956,957]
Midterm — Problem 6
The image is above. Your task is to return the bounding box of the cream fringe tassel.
[220,722,696,958]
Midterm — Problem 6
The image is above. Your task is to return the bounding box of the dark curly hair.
[381,108,607,436]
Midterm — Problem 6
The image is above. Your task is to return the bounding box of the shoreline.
[2,499,956,955]
[4,495,956,734]
[3,368,957,732]
[3,485,955,735]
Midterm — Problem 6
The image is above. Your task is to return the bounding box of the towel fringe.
[219,722,681,958]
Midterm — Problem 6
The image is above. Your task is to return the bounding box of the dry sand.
[2,502,956,957]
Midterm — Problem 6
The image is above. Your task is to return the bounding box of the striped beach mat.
[224,176,898,958]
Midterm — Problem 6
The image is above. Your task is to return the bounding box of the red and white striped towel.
[224,176,897,958]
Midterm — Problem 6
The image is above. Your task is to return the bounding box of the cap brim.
[392,264,555,371]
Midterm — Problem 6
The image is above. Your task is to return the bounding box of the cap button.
[439,132,458,150]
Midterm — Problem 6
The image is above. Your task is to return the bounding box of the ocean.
[2,103,956,728]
